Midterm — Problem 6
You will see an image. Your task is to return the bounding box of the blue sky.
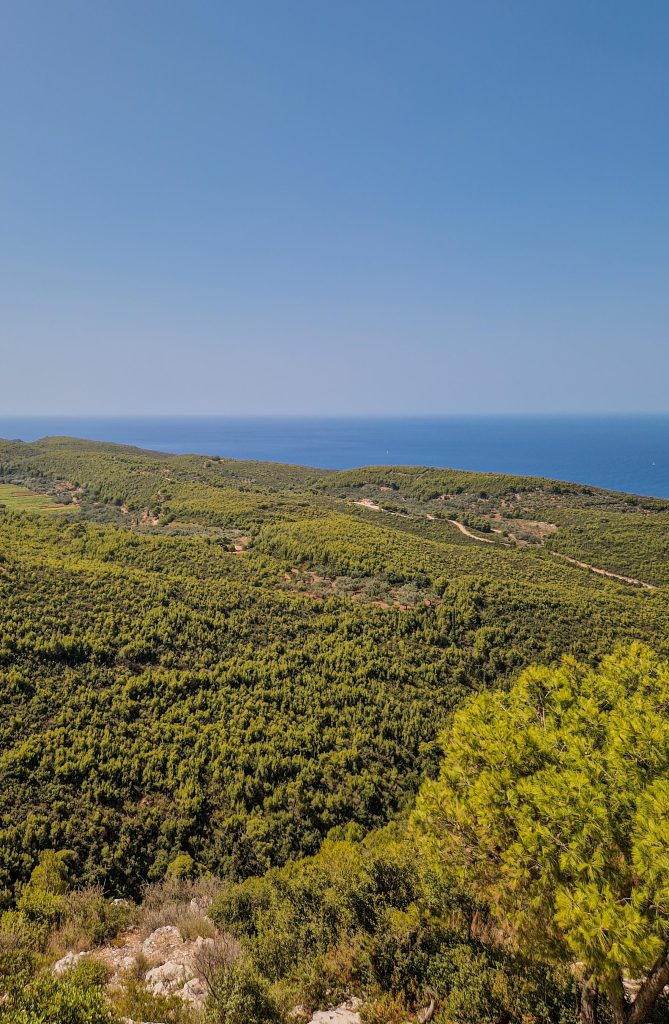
[2,1,668,415]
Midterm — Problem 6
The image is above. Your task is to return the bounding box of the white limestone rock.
[141,925,185,961]
[144,959,192,995]
[179,975,208,1005]
[53,951,88,976]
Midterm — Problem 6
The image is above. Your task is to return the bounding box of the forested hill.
[1,435,669,900]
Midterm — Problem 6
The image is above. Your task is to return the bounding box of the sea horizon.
[2,413,669,499]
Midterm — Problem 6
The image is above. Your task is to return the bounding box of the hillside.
[2,437,669,1023]
[2,436,669,896]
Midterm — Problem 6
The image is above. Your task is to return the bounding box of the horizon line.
[2,411,669,420]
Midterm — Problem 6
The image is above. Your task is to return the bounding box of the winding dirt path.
[348,498,656,590]
[551,551,656,590]
[446,519,495,544]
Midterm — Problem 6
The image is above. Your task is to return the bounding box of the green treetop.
[412,644,669,1024]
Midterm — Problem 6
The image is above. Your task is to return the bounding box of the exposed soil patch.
[353,498,381,511]
[491,515,558,546]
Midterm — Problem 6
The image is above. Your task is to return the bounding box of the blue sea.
[1,415,669,498]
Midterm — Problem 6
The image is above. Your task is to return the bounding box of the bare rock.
[111,953,138,974]
[144,959,192,996]
[179,975,208,1005]
[93,944,138,982]
[121,1019,166,1024]
[53,951,88,976]
[142,925,185,962]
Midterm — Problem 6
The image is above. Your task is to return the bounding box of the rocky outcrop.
[180,976,208,1004]
[141,925,185,963]
[53,951,88,976]
[144,959,191,996]
[52,924,215,1008]
[304,994,435,1024]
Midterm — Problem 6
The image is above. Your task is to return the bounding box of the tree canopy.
[413,644,669,1024]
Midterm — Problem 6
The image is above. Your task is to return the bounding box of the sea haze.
[1,416,668,499]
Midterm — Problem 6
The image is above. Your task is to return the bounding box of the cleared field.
[0,483,75,514]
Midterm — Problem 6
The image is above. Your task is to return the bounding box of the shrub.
[0,929,36,983]
[202,955,279,1024]
[428,942,577,1024]
[360,993,411,1024]
[50,888,134,954]
[0,909,47,953]
[166,853,197,880]
[15,850,77,931]
[138,877,222,940]
[0,973,118,1024]
[66,958,111,989]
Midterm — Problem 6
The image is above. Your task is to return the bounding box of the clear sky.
[2,1,668,415]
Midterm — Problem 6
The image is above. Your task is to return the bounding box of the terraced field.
[0,482,74,514]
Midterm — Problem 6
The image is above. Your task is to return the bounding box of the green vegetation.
[2,436,669,1021]
[413,645,669,1024]
[0,482,74,515]
[0,972,117,1024]
[208,819,579,1024]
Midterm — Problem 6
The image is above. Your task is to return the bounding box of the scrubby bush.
[65,958,111,990]
[202,954,279,1024]
[0,931,35,982]
[138,877,221,939]
[428,942,577,1024]
[16,850,75,926]
[50,888,134,953]
[166,853,197,880]
[0,972,118,1024]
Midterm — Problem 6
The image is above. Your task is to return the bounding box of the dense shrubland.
[0,823,582,1024]
[2,438,669,1021]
